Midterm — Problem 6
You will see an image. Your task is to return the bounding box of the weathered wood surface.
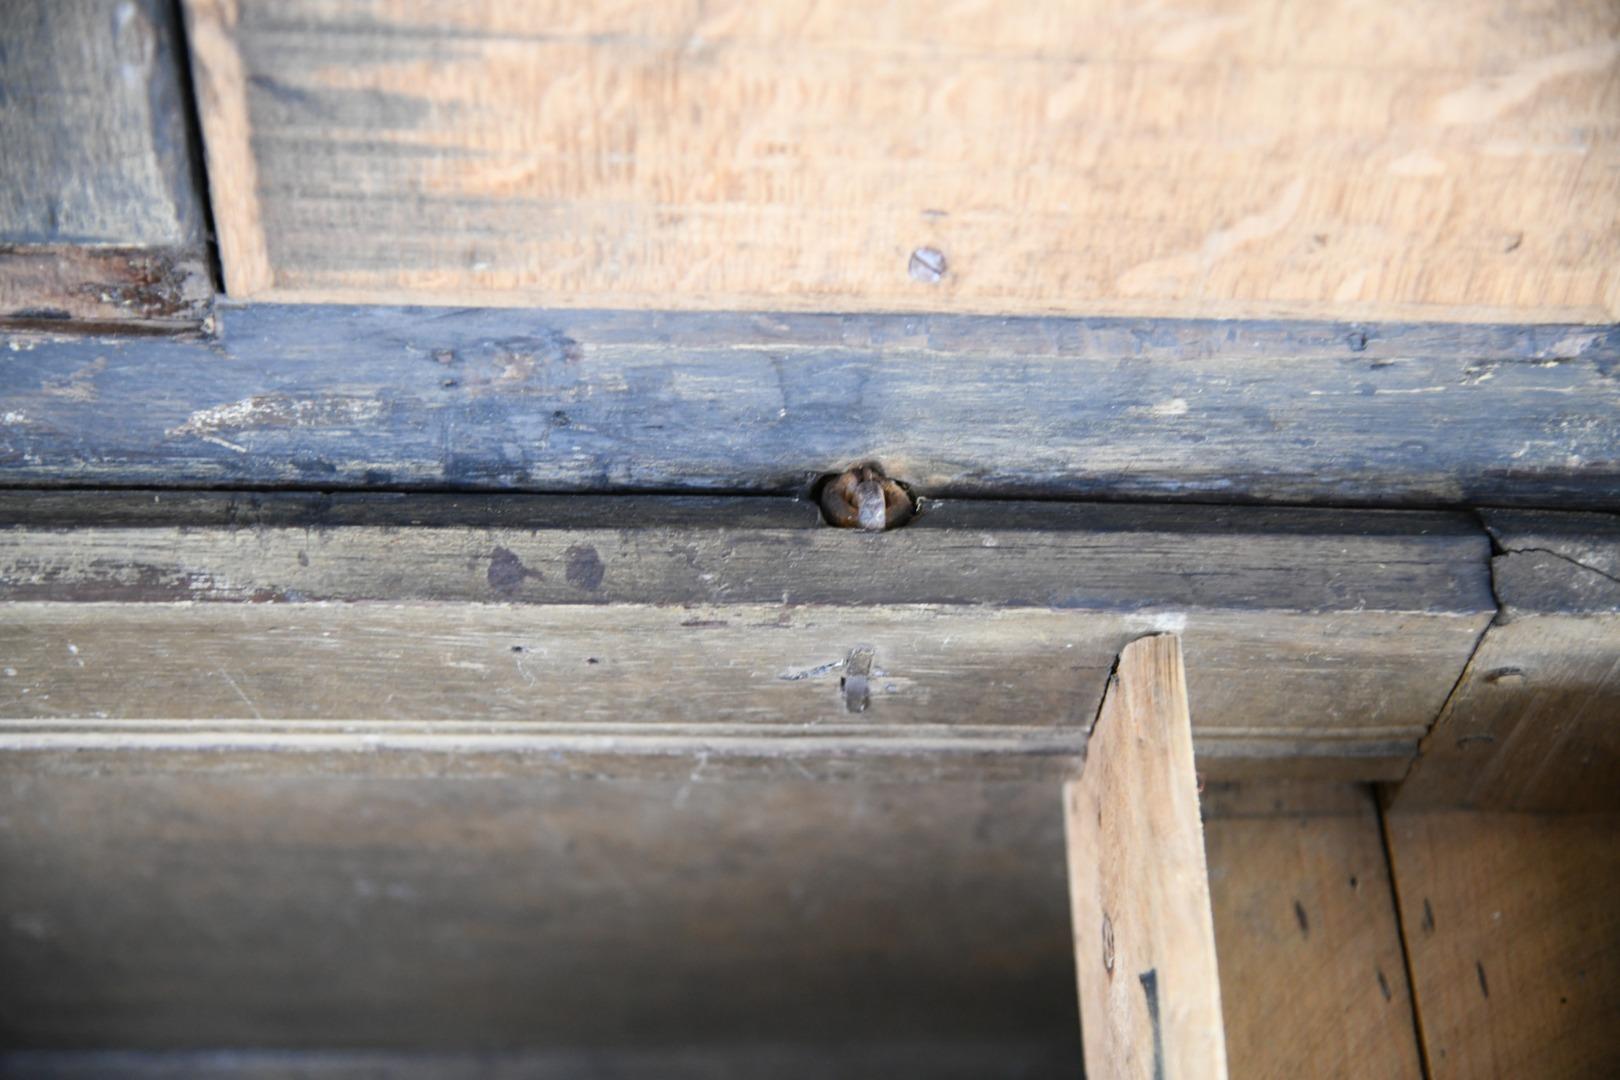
[1203,784,1424,1079]
[1066,635,1227,1078]
[0,495,1493,776]
[0,1047,1076,1080]
[5,305,1619,507]
[0,768,1079,1069]
[183,0,1619,322]
[1386,811,1620,1079]
[0,1,211,329]
[0,247,212,332]
[0,0,205,248]
[1395,510,1620,811]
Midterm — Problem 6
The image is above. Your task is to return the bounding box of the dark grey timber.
[3,305,1618,507]
[0,0,206,246]
[0,490,1491,613]
[1395,508,1620,811]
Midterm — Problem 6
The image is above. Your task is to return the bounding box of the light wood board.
[184,0,1620,321]
[1386,811,1620,1079]
[1204,786,1423,1079]
[1066,634,1226,1077]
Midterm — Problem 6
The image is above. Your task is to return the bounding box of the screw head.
[908,246,947,283]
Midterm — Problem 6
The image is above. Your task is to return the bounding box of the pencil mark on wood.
[1139,968,1166,1080]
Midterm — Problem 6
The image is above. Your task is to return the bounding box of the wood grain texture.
[1395,510,1620,811]
[0,767,1080,1067]
[1386,811,1620,1079]
[0,247,212,331]
[187,0,1620,321]
[0,0,205,247]
[1204,786,1424,1079]
[180,0,273,295]
[1066,635,1227,1078]
[0,495,1494,775]
[5,305,1619,507]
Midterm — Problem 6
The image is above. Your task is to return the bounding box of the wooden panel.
[1204,785,1423,1079]
[184,1,1620,322]
[1066,635,1227,1078]
[0,494,1494,776]
[1386,811,1620,1079]
[0,767,1079,1069]
[1395,510,1620,811]
[0,0,204,247]
[0,1,211,329]
[5,305,1619,507]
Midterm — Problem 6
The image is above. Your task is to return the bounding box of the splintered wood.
[183,0,1620,320]
[1066,634,1227,1079]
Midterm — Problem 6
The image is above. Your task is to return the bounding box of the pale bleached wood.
[188,0,1619,321]
[1066,634,1227,1078]
[1386,811,1620,1079]
[1204,785,1424,1079]
[181,0,273,295]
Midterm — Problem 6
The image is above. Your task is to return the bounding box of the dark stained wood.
[0,1047,1078,1079]
[1386,811,1620,1079]
[0,247,212,332]
[0,495,1494,776]
[4,306,1619,507]
[1394,510,1620,811]
[0,767,1080,1068]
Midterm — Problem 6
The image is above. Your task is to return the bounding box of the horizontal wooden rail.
[0,492,1494,780]
[3,306,1618,507]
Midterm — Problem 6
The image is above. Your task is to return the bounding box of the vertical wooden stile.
[1066,634,1228,1078]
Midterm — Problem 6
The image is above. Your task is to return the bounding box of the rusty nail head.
[909,246,947,283]
[819,466,915,531]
